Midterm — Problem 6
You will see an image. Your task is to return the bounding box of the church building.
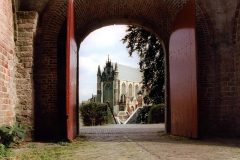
[96,57,144,115]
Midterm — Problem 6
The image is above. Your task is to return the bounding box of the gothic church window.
[129,84,133,97]
[122,83,126,95]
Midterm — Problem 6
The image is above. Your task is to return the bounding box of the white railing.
[124,107,143,124]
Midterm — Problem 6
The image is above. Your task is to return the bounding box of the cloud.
[79,25,140,102]
[80,25,128,55]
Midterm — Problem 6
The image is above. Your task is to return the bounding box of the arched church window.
[129,84,133,97]
[122,83,126,95]
[121,94,126,103]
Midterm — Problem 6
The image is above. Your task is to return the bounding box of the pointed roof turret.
[114,63,119,80]
[106,55,112,67]
[115,63,118,71]
[97,65,101,75]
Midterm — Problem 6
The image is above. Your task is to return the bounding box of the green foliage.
[137,105,165,124]
[80,102,109,126]
[122,25,165,104]
[148,104,165,123]
[0,144,12,158]
[138,106,152,123]
[0,123,26,147]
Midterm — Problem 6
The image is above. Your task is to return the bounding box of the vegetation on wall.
[0,123,26,148]
[0,123,26,158]
[80,102,109,126]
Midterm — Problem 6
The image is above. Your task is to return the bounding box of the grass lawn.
[14,136,90,160]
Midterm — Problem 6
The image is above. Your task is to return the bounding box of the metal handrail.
[106,101,117,124]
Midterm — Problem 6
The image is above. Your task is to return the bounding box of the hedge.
[80,102,109,126]
[137,104,165,124]
[148,104,165,123]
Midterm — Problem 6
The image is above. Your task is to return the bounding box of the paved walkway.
[80,124,164,135]
[77,124,240,160]
[15,124,240,160]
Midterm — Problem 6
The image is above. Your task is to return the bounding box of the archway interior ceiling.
[74,0,188,43]
[33,0,190,46]
[18,0,50,14]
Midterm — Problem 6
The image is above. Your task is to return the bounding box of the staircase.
[124,107,143,124]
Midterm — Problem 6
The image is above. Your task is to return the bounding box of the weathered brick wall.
[232,0,240,136]
[31,0,240,138]
[198,0,240,137]
[15,11,38,137]
[0,0,16,126]
[34,0,187,140]
[4,0,240,139]
[196,1,219,137]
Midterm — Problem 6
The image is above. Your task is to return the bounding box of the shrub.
[138,106,152,123]
[80,102,108,126]
[148,104,165,124]
[0,123,26,147]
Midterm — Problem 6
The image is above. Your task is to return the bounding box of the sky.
[79,25,140,102]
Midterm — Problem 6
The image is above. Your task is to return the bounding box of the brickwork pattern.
[0,0,236,138]
[34,0,188,139]
[27,0,240,138]
[0,0,16,126]
[196,1,219,136]
[199,0,240,137]
[15,11,38,136]
[232,0,240,136]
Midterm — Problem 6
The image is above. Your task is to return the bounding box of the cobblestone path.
[15,124,240,160]
[76,124,240,160]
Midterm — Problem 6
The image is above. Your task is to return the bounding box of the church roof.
[117,64,142,82]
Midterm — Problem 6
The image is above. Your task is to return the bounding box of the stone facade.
[96,58,143,115]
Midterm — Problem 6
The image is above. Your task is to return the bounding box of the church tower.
[96,56,143,115]
[97,65,102,102]
[100,56,115,108]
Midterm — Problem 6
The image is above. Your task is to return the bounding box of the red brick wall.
[0,0,16,126]
[33,0,240,138]
[34,0,187,139]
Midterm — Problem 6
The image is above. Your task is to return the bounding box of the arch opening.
[78,24,166,130]
[34,0,203,140]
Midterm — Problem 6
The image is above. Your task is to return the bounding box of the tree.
[122,25,165,104]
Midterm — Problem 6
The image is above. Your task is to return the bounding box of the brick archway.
[34,0,189,140]
[33,0,214,140]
